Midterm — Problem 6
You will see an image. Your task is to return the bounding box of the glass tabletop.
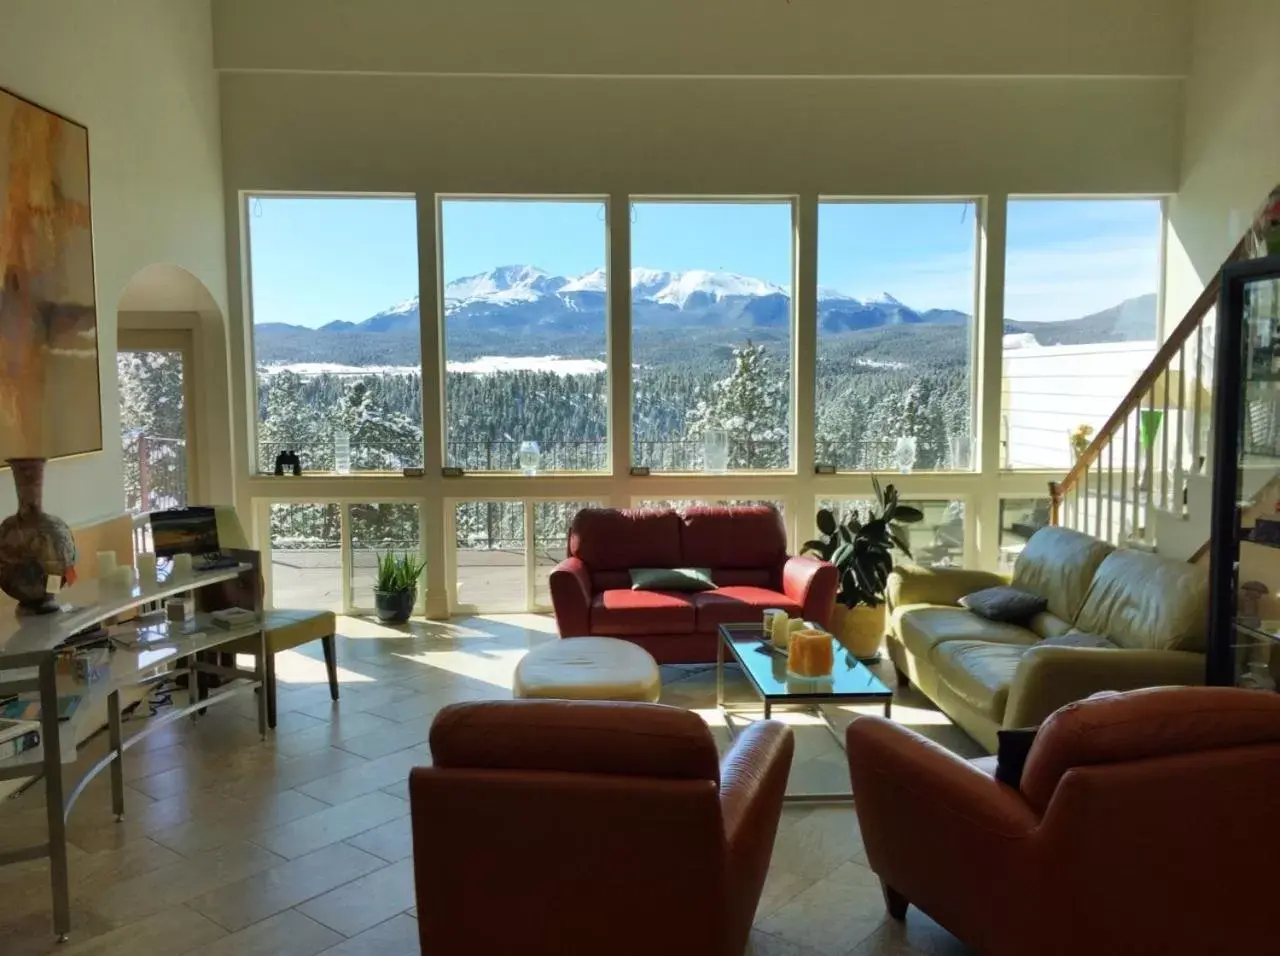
[718,624,892,701]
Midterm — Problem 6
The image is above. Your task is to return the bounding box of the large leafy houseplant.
[374,551,426,624]
[802,476,923,658]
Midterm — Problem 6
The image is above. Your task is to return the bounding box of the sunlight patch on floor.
[391,646,526,689]
[272,648,377,685]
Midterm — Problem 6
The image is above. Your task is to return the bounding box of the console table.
[0,564,268,941]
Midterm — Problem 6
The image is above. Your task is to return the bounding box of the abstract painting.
[0,86,100,462]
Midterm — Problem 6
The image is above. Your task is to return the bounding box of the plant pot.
[831,603,887,661]
[374,587,416,624]
[0,458,77,614]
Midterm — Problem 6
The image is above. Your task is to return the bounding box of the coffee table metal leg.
[715,635,724,708]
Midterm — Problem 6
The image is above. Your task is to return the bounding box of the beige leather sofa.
[885,526,1208,752]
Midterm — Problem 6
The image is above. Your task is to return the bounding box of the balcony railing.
[123,434,187,514]
[254,435,970,474]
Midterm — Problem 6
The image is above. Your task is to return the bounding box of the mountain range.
[253,265,1156,366]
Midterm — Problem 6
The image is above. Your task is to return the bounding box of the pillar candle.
[96,551,117,578]
[171,553,193,576]
[788,629,835,678]
[136,552,157,583]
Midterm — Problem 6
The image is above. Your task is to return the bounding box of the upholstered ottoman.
[514,637,661,702]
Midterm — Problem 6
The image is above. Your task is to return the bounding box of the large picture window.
[816,200,978,472]
[247,195,422,474]
[1002,199,1164,469]
[818,497,966,568]
[441,199,608,472]
[631,200,793,472]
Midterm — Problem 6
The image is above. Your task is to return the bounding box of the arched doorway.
[115,264,227,514]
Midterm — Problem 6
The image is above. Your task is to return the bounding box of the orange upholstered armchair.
[845,686,1280,956]
[409,700,794,956]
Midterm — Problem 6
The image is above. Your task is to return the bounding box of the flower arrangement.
[1069,424,1095,461]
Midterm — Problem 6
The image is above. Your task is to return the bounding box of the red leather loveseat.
[549,505,837,663]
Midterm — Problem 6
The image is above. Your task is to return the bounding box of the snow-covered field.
[259,356,606,378]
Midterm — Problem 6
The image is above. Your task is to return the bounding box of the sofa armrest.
[1004,646,1206,729]
[886,565,1009,612]
[782,556,837,628]
[549,557,593,637]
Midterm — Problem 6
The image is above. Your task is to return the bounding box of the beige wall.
[0,0,228,525]
[1164,0,1280,323]
[213,0,1191,78]
[214,2,1189,604]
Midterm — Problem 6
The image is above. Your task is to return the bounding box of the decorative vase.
[518,440,540,476]
[334,430,351,475]
[831,603,887,661]
[374,587,415,624]
[0,459,77,614]
[893,436,917,474]
[703,428,730,473]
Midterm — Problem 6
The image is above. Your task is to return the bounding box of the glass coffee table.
[716,623,893,802]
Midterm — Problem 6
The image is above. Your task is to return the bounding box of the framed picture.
[0,86,101,462]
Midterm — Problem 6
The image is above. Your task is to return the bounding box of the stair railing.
[1049,234,1250,547]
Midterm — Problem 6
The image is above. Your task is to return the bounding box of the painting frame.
[0,84,102,464]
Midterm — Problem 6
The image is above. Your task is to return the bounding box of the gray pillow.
[959,586,1047,623]
[1038,631,1118,649]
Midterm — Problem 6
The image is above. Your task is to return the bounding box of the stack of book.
[0,717,40,761]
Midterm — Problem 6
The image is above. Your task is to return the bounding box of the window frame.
[435,193,614,476]
[242,190,423,478]
[628,195,800,475]
[814,195,983,474]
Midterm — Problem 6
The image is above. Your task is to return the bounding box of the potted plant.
[374,550,426,624]
[802,476,923,660]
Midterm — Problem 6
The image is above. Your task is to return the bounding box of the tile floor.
[0,614,981,956]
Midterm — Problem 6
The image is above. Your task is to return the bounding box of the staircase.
[1047,207,1274,558]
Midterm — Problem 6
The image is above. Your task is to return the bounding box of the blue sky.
[248,195,1163,328]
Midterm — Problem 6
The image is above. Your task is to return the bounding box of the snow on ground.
[260,356,606,377]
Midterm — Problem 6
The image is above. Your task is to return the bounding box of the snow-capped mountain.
[441,265,788,310]
[252,263,1154,368]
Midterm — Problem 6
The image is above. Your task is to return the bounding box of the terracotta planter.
[0,458,77,614]
[831,603,887,661]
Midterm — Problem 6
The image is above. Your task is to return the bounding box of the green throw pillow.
[630,567,716,592]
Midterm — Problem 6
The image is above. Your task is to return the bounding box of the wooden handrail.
[1052,234,1250,504]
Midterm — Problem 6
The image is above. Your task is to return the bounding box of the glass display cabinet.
[1208,253,1280,689]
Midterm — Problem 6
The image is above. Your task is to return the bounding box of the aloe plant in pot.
[802,476,923,660]
[374,551,426,624]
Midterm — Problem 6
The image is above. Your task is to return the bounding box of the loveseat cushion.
[932,640,1031,722]
[679,505,787,571]
[1072,549,1209,652]
[691,587,801,633]
[591,589,695,636]
[896,605,1039,661]
[1012,526,1114,623]
[570,509,682,573]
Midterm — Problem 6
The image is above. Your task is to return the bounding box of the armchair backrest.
[1020,686,1280,813]
[410,700,730,955]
